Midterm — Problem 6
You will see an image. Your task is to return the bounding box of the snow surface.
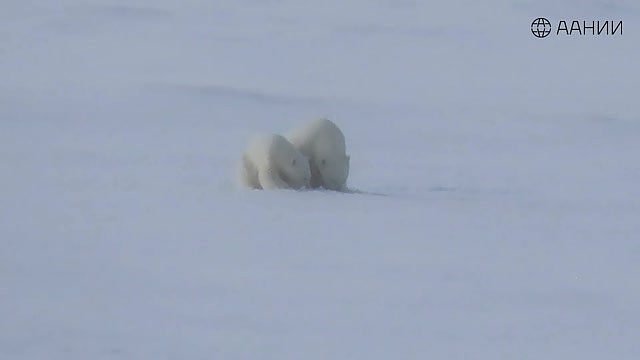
[2,1,639,359]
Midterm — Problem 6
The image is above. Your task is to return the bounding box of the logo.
[531,18,623,38]
[531,17,552,38]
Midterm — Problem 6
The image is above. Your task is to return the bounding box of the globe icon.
[531,17,552,38]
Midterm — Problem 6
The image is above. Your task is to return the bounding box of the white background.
[2,1,639,359]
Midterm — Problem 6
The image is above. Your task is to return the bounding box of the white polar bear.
[238,134,311,190]
[286,118,350,191]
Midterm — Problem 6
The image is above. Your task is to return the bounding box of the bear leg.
[258,168,290,190]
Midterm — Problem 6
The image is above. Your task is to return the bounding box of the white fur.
[238,134,311,190]
[286,118,350,191]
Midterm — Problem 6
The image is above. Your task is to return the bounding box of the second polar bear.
[239,134,311,190]
[286,118,350,191]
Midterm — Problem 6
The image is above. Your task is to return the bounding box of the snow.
[2,1,639,359]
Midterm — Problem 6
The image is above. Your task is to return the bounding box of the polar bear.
[238,134,311,190]
[286,118,350,191]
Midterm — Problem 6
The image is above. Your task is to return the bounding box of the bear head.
[311,152,350,191]
[279,149,311,189]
